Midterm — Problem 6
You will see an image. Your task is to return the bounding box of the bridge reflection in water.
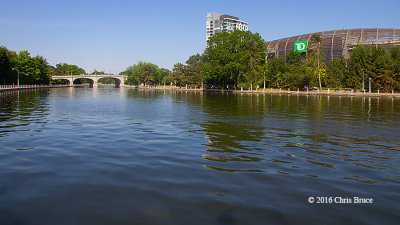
[52,74,127,88]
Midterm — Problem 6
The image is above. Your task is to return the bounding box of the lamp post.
[12,68,19,87]
[70,70,73,86]
[369,78,371,93]
[361,68,365,91]
[263,70,266,92]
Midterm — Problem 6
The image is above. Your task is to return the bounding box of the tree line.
[267,44,400,92]
[1,46,51,85]
[121,30,266,89]
[2,30,400,91]
[123,61,170,86]
[0,46,87,85]
[122,30,400,92]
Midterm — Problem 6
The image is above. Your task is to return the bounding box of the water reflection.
[1,88,399,224]
[176,92,400,184]
[0,90,50,139]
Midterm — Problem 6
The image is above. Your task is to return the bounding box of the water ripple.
[0,89,399,224]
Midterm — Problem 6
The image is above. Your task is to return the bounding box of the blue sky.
[1,0,399,73]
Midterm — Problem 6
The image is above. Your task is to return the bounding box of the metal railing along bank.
[0,84,70,90]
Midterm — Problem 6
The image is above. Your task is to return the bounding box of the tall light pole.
[369,78,371,93]
[70,70,73,86]
[263,70,266,92]
[361,68,365,91]
[12,68,19,87]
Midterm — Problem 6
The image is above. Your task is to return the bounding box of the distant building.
[206,12,248,42]
[266,28,400,64]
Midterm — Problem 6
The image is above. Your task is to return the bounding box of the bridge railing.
[52,74,124,77]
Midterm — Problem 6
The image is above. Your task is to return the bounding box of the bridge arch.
[52,77,73,85]
[97,77,122,88]
[51,75,127,88]
[73,78,95,87]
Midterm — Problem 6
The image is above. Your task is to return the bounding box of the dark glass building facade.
[266,28,400,64]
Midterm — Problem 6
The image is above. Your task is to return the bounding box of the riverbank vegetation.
[0,46,86,85]
[2,29,400,92]
[165,31,400,92]
[123,62,170,86]
[1,47,50,85]
[122,30,400,92]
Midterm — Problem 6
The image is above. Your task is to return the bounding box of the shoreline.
[0,85,72,93]
[1,85,399,98]
[132,86,400,98]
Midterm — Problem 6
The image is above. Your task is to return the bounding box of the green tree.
[265,57,287,88]
[308,33,325,89]
[13,50,34,84]
[282,65,313,89]
[90,70,106,75]
[281,51,312,89]
[159,68,171,85]
[346,45,371,89]
[370,47,400,91]
[390,47,400,75]
[285,51,303,66]
[123,62,160,86]
[124,64,140,85]
[185,54,204,88]
[202,32,234,88]
[169,63,186,86]
[242,32,266,90]
[326,57,347,88]
[54,63,86,75]
[203,30,265,89]
[32,56,51,84]
[0,46,15,84]
[390,47,400,89]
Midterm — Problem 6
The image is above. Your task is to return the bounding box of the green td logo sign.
[294,41,307,52]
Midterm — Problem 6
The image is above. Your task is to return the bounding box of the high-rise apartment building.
[206,12,248,41]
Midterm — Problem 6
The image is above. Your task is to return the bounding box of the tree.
[346,45,371,89]
[370,47,400,91]
[124,65,140,85]
[0,46,14,84]
[141,63,158,85]
[308,33,325,90]
[242,32,266,90]
[90,70,106,75]
[202,30,266,89]
[390,47,400,75]
[32,56,51,84]
[169,63,186,86]
[123,62,160,86]
[265,57,287,88]
[185,54,204,88]
[285,51,303,66]
[54,63,86,75]
[159,68,171,85]
[390,47,400,89]
[202,32,234,88]
[284,51,312,89]
[326,57,347,88]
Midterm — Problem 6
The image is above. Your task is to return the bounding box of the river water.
[0,87,399,225]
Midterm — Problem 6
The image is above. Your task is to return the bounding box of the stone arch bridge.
[52,74,127,88]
